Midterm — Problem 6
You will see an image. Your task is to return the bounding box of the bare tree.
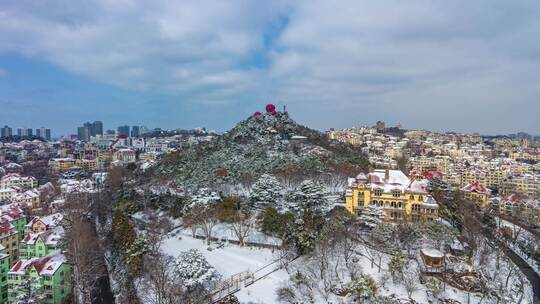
[139,253,185,304]
[187,206,218,245]
[182,210,198,238]
[402,268,419,299]
[63,195,107,304]
[228,209,253,247]
[145,210,173,256]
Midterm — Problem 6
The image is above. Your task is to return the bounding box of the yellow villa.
[461,181,490,208]
[345,169,439,222]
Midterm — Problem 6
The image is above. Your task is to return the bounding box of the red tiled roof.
[421,170,443,180]
[33,255,54,273]
[461,181,489,194]
[0,220,13,234]
[10,260,23,272]
[506,193,530,202]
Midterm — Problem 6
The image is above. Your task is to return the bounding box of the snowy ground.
[353,248,484,304]
[162,229,288,303]
[160,226,534,304]
[183,224,282,246]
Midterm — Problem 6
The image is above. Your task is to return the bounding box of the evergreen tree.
[348,275,378,300]
[175,249,221,290]
[388,253,407,283]
[289,180,328,214]
[250,174,283,209]
[359,205,385,228]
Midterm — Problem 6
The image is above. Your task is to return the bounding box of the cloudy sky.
[0,0,539,136]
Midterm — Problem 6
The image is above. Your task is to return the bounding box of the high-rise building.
[375,121,386,133]
[36,127,52,141]
[0,125,12,138]
[106,129,116,135]
[131,126,140,137]
[83,122,93,136]
[77,126,90,141]
[17,127,33,137]
[117,125,130,137]
[140,126,150,135]
[93,121,103,136]
[77,121,102,141]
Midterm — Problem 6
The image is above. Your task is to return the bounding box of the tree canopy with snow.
[185,188,220,211]
[359,205,385,228]
[250,173,283,209]
[175,249,220,290]
[288,180,329,214]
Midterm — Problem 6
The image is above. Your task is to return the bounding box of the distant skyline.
[1,1,540,136]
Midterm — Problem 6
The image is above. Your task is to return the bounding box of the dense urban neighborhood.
[0,106,539,303]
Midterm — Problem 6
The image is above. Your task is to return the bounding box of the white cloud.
[0,0,539,133]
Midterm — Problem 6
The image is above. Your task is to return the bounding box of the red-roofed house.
[25,213,64,234]
[0,218,19,264]
[461,181,491,208]
[8,252,71,303]
[0,173,37,190]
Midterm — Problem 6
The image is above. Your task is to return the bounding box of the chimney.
[385,169,389,181]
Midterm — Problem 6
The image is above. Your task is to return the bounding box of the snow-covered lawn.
[162,229,288,303]
[160,227,534,304]
[181,224,282,246]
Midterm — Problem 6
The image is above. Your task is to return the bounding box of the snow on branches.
[288,180,330,214]
[359,205,385,228]
[250,173,283,209]
[175,249,221,290]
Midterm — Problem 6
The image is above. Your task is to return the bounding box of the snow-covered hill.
[153,110,369,190]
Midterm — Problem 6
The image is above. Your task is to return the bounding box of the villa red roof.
[421,170,443,180]
[461,181,489,194]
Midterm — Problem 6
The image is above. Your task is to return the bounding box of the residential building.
[0,189,16,202]
[501,174,540,198]
[25,214,63,234]
[461,182,490,208]
[0,219,19,264]
[131,125,140,137]
[117,125,130,137]
[14,189,41,209]
[47,158,76,174]
[75,158,99,171]
[77,126,90,142]
[0,126,12,138]
[498,194,540,226]
[0,246,9,303]
[92,121,103,136]
[36,127,52,141]
[8,252,71,304]
[19,226,64,259]
[0,174,37,190]
[17,128,33,137]
[345,169,439,222]
[113,149,136,163]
